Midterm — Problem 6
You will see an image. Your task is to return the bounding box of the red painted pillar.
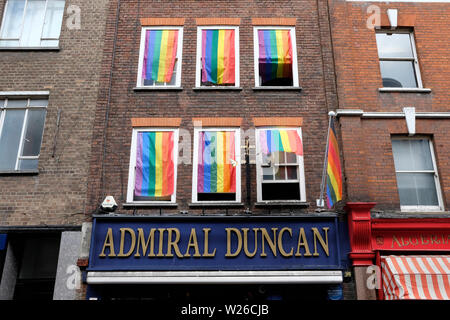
[345,202,377,300]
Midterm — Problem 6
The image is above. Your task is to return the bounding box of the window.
[256,128,306,202]
[0,98,47,171]
[127,128,179,203]
[137,27,183,88]
[0,0,65,47]
[253,27,299,87]
[375,30,422,88]
[192,128,241,203]
[195,26,240,88]
[391,137,443,211]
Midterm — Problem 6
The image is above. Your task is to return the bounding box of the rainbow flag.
[134,131,174,198]
[143,30,179,83]
[198,131,236,193]
[259,129,303,156]
[201,29,236,85]
[326,120,342,208]
[258,30,292,83]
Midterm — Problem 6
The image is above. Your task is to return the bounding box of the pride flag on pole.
[201,29,236,85]
[259,129,303,156]
[326,120,342,208]
[142,30,179,83]
[134,131,174,198]
[197,131,236,193]
[258,29,292,83]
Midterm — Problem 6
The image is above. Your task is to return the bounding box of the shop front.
[86,214,350,301]
[346,202,450,300]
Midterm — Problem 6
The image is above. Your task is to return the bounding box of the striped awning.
[381,255,450,300]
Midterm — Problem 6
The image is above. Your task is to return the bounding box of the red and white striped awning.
[381,255,450,300]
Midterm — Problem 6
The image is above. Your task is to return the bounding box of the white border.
[255,127,306,203]
[195,26,240,88]
[253,26,299,88]
[126,128,179,204]
[136,26,184,88]
[192,127,241,203]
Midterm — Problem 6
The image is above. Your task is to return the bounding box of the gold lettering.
[166,228,183,258]
[184,228,201,257]
[157,228,166,257]
[202,228,216,257]
[295,228,312,257]
[134,228,156,257]
[278,227,293,257]
[410,236,419,246]
[421,234,429,245]
[225,228,242,257]
[260,228,278,257]
[431,234,440,245]
[391,235,403,248]
[99,228,116,257]
[242,228,258,258]
[118,228,136,257]
[312,227,329,257]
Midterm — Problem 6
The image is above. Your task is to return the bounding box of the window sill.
[0,170,39,176]
[123,202,178,207]
[193,87,243,91]
[252,86,302,91]
[133,87,183,91]
[255,201,309,207]
[378,87,431,93]
[189,202,244,207]
[0,46,60,51]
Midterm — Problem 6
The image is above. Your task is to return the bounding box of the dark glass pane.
[275,166,286,180]
[262,182,300,201]
[286,166,298,180]
[197,193,236,201]
[380,61,417,88]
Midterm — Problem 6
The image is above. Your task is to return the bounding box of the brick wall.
[330,0,450,210]
[87,0,339,215]
[0,0,109,226]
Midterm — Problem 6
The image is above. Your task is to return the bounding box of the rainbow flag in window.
[142,30,179,83]
[259,129,303,156]
[201,29,236,85]
[258,30,293,82]
[197,131,236,193]
[326,120,342,208]
[134,131,175,198]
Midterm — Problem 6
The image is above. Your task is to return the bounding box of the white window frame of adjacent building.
[192,127,241,203]
[253,26,299,88]
[255,127,306,203]
[126,128,179,204]
[195,26,240,88]
[391,136,444,212]
[136,26,184,88]
[0,0,65,48]
[375,29,423,89]
[0,97,47,172]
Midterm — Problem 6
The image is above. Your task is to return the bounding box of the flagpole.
[318,111,335,208]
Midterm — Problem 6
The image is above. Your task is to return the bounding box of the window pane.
[29,99,48,107]
[0,0,26,39]
[397,173,439,206]
[18,158,38,170]
[41,0,65,39]
[40,39,58,47]
[6,99,27,108]
[0,109,26,170]
[275,166,286,180]
[262,167,273,180]
[379,61,417,88]
[286,166,298,180]
[376,33,413,58]
[21,109,46,157]
[392,139,434,171]
[21,0,46,47]
[286,152,297,164]
[262,182,300,201]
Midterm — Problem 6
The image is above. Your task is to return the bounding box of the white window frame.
[195,26,240,88]
[255,127,306,203]
[376,29,423,89]
[0,0,65,47]
[126,128,179,204]
[192,127,241,204]
[391,136,444,212]
[0,97,47,171]
[253,26,299,88]
[136,26,184,88]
